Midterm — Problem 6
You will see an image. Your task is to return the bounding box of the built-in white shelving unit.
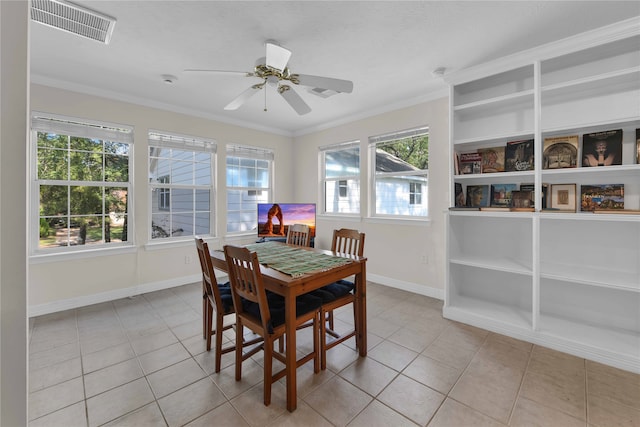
[444,17,640,373]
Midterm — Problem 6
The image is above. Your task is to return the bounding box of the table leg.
[285,290,297,412]
[358,262,367,356]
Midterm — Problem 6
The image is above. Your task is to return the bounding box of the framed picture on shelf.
[543,135,578,169]
[582,129,622,167]
[466,185,490,207]
[550,184,577,212]
[511,190,533,209]
[580,184,624,212]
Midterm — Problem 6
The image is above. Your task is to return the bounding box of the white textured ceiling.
[30,1,640,136]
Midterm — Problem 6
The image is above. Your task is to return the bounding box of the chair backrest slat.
[286,223,311,247]
[331,228,365,257]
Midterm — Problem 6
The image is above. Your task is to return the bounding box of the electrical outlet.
[421,254,428,264]
[185,255,192,264]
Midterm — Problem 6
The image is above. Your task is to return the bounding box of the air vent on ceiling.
[308,87,339,98]
[31,0,116,44]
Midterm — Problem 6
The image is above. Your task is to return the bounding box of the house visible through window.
[148,131,215,240]
[320,141,360,214]
[369,126,429,217]
[226,144,273,233]
[31,114,133,252]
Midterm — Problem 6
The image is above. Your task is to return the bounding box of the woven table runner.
[245,241,353,278]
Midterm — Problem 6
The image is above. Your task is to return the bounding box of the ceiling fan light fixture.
[31,0,117,44]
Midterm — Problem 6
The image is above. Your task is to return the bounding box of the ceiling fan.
[185,40,353,115]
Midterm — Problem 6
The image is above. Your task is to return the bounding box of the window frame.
[319,141,361,216]
[30,113,134,256]
[369,126,429,219]
[148,131,216,242]
[225,144,274,235]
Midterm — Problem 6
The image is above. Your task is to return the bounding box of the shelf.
[541,164,640,178]
[444,296,532,330]
[450,255,532,275]
[454,90,534,112]
[454,170,535,182]
[538,315,640,372]
[541,66,640,95]
[453,131,535,147]
[540,262,640,292]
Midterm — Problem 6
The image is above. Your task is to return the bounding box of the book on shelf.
[466,184,490,207]
[454,151,460,175]
[543,135,578,169]
[580,184,624,212]
[479,146,505,173]
[582,129,622,167]
[636,128,640,164]
[511,190,533,209]
[509,207,535,212]
[454,183,465,207]
[459,152,482,175]
[490,183,517,207]
[520,183,548,209]
[505,139,534,171]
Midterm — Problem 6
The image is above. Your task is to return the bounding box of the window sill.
[144,236,219,251]
[364,216,431,226]
[29,244,137,264]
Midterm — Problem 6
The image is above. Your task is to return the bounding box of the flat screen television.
[257,203,316,238]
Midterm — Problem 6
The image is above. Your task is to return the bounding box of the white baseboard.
[367,273,444,300]
[28,274,202,317]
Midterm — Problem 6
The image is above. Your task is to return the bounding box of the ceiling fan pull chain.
[264,85,268,112]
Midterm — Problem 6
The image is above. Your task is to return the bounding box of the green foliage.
[379,135,429,169]
[39,218,50,238]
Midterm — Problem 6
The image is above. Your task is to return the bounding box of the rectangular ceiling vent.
[31,0,116,44]
[308,87,339,98]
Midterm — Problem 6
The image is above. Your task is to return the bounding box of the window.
[32,114,133,252]
[226,144,273,233]
[410,182,422,205]
[148,131,215,240]
[320,141,360,214]
[369,126,429,217]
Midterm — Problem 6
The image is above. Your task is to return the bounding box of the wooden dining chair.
[286,223,311,247]
[319,228,365,369]
[195,238,261,373]
[223,244,322,406]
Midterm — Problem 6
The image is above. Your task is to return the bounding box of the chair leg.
[320,309,328,370]
[235,322,243,381]
[313,313,320,373]
[202,293,207,339]
[263,338,273,406]
[214,311,224,373]
[205,301,213,352]
[327,310,334,331]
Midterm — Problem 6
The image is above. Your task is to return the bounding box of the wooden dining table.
[210,242,367,412]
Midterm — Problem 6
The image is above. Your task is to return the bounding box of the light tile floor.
[28,282,639,426]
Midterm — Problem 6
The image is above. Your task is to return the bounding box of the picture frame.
[580,184,624,211]
[550,184,577,212]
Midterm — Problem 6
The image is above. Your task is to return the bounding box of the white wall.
[1,1,29,424]
[293,98,449,298]
[29,84,294,314]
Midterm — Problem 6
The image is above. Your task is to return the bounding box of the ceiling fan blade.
[265,42,291,72]
[224,83,264,111]
[296,74,354,93]
[278,85,311,115]
[184,69,254,77]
